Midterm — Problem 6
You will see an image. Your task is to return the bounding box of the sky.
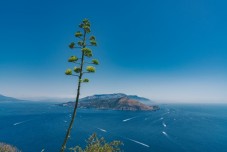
[0,0,227,103]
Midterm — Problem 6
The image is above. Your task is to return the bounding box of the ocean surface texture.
[0,102,227,152]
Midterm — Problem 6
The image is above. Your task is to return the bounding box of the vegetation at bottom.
[0,143,21,152]
[69,133,123,152]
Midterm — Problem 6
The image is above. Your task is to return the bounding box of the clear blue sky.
[0,0,227,102]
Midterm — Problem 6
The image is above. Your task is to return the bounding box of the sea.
[0,102,227,152]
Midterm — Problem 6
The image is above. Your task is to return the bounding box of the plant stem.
[60,30,86,152]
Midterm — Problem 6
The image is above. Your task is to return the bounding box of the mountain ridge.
[80,93,154,105]
[59,93,159,111]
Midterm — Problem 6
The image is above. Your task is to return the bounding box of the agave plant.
[60,19,99,152]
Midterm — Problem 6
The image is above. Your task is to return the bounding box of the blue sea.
[0,102,227,152]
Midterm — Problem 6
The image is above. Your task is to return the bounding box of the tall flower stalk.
[60,19,98,152]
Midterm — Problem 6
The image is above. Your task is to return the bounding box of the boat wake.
[13,120,31,126]
[126,138,150,148]
[162,112,170,116]
[162,131,187,151]
[122,117,137,122]
[97,128,107,132]
[162,122,167,127]
[162,131,168,136]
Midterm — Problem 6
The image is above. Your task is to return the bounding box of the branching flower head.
[83,26,91,33]
[89,36,96,41]
[90,40,97,46]
[69,42,75,49]
[82,48,93,57]
[79,19,91,33]
[68,56,78,62]
[75,31,83,37]
[65,69,72,75]
[86,66,95,73]
[73,67,81,73]
[77,41,84,47]
[92,59,99,65]
[83,78,89,83]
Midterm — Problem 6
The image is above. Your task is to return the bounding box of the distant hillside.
[80,93,154,105]
[127,95,154,105]
[59,93,159,111]
[0,94,23,102]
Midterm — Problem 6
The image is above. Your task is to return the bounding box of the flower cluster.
[65,19,99,83]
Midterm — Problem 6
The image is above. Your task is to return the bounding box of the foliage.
[69,133,123,152]
[0,143,21,152]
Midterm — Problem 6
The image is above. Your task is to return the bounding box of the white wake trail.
[162,131,168,136]
[97,128,107,132]
[127,138,150,148]
[122,117,137,122]
[162,112,170,116]
[162,122,167,127]
[13,120,31,126]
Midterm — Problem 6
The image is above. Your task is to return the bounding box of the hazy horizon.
[1,92,227,104]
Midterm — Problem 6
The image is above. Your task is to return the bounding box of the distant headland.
[58,93,159,111]
[0,94,24,102]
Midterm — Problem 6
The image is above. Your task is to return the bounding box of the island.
[58,93,159,111]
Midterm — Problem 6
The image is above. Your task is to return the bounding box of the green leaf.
[75,31,83,37]
[86,66,95,73]
[83,78,89,83]
[73,67,81,73]
[68,56,78,62]
[69,42,75,49]
[65,69,72,75]
[92,59,99,65]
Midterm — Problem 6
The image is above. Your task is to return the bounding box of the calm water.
[0,102,227,152]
